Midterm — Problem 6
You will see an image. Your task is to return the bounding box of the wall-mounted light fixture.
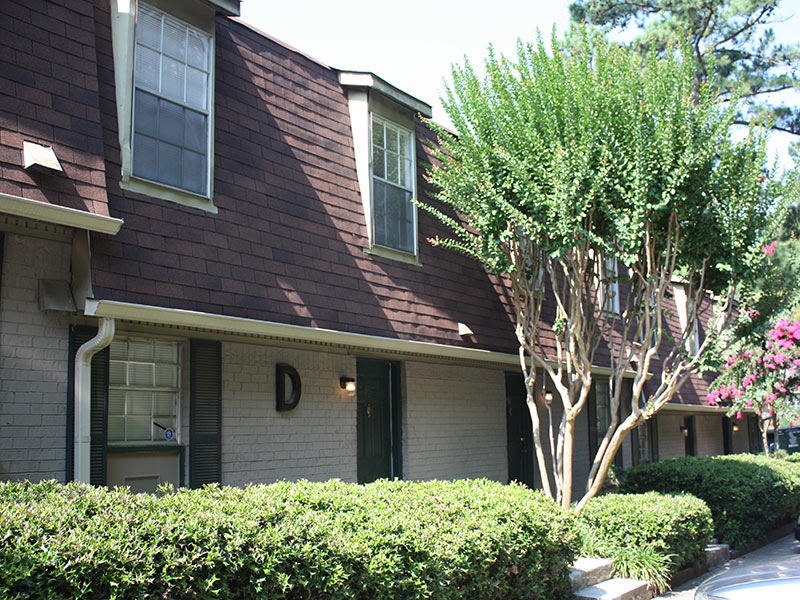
[732,424,740,433]
[340,377,356,397]
[680,425,689,437]
[544,391,554,405]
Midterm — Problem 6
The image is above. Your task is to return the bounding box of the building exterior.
[0,0,759,493]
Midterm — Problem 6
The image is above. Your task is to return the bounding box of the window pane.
[128,340,154,362]
[137,8,162,50]
[182,150,206,195]
[127,416,152,441]
[398,130,411,158]
[134,45,160,92]
[109,361,127,385]
[162,19,187,61]
[188,30,209,70]
[186,68,207,111]
[128,391,152,416]
[158,100,184,146]
[372,121,384,148]
[134,90,158,138]
[386,150,399,183]
[108,390,125,416]
[373,147,385,179]
[184,109,207,153]
[155,363,178,387]
[110,340,127,361]
[108,416,126,442]
[154,341,178,363]
[132,133,159,181]
[161,55,185,102]
[129,363,154,386]
[157,141,182,188]
[154,392,176,417]
[375,182,414,253]
[400,158,412,188]
[385,125,398,153]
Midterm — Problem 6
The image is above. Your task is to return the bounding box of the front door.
[506,372,536,487]
[356,358,401,483]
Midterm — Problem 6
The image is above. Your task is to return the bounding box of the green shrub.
[784,452,800,463]
[620,454,800,548]
[577,492,712,590]
[0,479,577,600]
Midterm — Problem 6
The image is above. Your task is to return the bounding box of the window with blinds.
[108,338,180,444]
[371,115,416,254]
[132,4,212,196]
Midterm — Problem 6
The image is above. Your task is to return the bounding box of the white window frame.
[109,0,218,213]
[108,336,182,446]
[369,114,418,258]
[339,72,431,266]
[600,256,621,315]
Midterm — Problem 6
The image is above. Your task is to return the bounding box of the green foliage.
[425,31,782,290]
[0,479,577,600]
[619,454,800,548]
[577,492,712,590]
[569,0,800,137]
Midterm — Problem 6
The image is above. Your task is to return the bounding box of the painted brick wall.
[0,233,71,482]
[403,361,507,482]
[220,342,357,486]
[657,413,687,460]
[695,414,725,457]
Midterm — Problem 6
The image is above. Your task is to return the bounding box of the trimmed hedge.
[620,454,800,549]
[577,492,713,580]
[0,479,577,600]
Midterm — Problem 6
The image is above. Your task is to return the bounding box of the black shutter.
[190,339,222,487]
[67,325,109,485]
[650,415,659,462]
[587,381,598,461]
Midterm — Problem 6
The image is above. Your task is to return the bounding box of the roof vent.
[23,141,63,175]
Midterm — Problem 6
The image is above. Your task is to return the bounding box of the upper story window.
[371,115,416,254]
[338,71,432,265]
[109,0,239,213]
[601,256,620,314]
[132,4,212,197]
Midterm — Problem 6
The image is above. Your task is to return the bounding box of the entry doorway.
[506,372,536,488]
[356,358,402,483]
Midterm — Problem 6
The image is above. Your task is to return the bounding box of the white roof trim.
[659,403,729,414]
[85,299,517,365]
[0,192,123,235]
[337,71,432,118]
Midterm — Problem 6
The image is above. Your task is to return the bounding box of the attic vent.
[23,141,63,175]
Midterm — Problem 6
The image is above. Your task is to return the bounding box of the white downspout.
[74,317,115,483]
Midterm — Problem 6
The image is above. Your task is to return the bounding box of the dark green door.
[506,372,536,487]
[357,358,401,483]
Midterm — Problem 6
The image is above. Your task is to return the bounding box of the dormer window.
[371,115,416,254]
[339,71,431,265]
[109,0,239,213]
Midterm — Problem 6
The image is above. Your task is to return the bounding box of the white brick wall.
[695,414,725,457]
[0,233,71,482]
[403,361,507,482]
[220,343,357,486]
[657,413,686,459]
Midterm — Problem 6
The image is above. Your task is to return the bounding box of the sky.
[239,0,800,166]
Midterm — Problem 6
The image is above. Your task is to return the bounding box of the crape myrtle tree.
[423,32,789,512]
[707,242,800,453]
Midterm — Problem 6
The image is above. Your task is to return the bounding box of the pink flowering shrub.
[708,318,800,453]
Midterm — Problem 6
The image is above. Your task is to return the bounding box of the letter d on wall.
[276,363,301,411]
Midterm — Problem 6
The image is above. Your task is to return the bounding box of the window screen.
[108,338,180,443]
[371,115,415,254]
[132,4,211,196]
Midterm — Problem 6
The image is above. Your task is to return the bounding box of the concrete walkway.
[655,534,800,599]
